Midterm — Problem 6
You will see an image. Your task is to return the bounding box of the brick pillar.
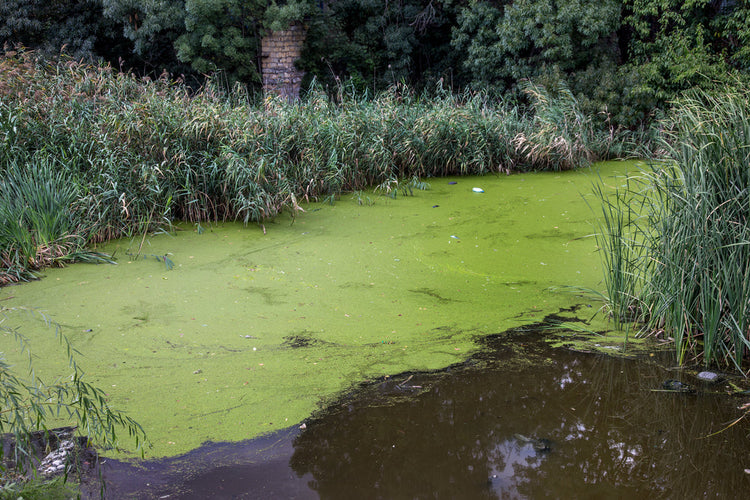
[261,22,307,102]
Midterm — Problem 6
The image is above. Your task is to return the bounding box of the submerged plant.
[374,176,431,199]
[351,191,373,206]
[125,252,175,270]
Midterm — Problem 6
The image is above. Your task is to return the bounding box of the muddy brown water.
[82,316,750,499]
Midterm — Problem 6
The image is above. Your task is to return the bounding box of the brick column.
[261,22,307,101]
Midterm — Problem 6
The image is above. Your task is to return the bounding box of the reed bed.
[595,86,750,372]
[0,51,620,284]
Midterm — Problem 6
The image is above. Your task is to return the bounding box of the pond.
[85,318,750,498]
[3,160,749,496]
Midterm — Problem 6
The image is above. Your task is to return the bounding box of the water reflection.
[289,324,749,499]
[90,319,750,499]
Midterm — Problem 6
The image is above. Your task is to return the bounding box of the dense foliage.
[0,0,125,61]
[453,0,622,91]
[0,1,747,126]
[299,0,461,93]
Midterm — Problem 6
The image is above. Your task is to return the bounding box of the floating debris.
[450,235,460,240]
[697,371,721,383]
[659,379,695,393]
[448,181,457,185]
[472,187,484,193]
[514,434,553,453]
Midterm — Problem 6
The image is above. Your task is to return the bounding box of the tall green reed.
[0,158,77,283]
[594,85,750,372]
[0,50,621,285]
[652,88,750,370]
[514,80,596,171]
[590,175,650,333]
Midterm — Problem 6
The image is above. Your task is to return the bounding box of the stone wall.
[261,22,307,101]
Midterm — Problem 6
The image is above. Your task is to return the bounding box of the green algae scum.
[1,161,632,458]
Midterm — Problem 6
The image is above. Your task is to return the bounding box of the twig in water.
[397,375,414,388]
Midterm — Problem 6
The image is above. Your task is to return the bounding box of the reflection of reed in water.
[571,352,748,498]
[289,332,750,499]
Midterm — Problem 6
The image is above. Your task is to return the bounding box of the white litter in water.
[472,187,484,193]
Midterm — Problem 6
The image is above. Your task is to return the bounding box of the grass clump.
[0,476,77,500]
[0,158,113,284]
[594,85,750,372]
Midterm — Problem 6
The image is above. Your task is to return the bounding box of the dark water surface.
[85,318,750,499]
